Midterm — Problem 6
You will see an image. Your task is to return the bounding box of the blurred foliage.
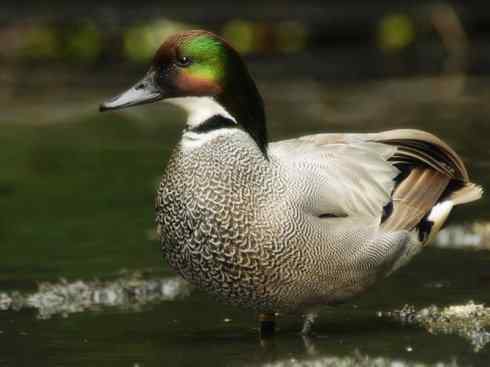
[377,14,415,52]
[222,20,308,54]
[124,20,188,63]
[0,21,102,63]
[0,17,312,65]
[0,2,472,77]
[276,21,307,53]
[64,22,102,63]
[222,20,255,53]
[19,24,60,59]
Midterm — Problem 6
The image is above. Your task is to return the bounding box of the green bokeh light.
[20,24,59,59]
[222,20,255,54]
[124,20,187,63]
[64,22,102,63]
[378,14,415,52]
[277,21,308,53]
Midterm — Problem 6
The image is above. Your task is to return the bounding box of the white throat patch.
[166,96,237,128]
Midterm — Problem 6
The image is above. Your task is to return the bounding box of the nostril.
[134,82,146,90]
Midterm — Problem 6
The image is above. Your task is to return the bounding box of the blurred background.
[1,1,490,366]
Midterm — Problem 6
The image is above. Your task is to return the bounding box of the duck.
[100,30,483,336]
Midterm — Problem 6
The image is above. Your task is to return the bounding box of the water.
[1,69,490,366]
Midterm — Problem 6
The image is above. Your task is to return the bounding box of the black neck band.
[189,115,237,134]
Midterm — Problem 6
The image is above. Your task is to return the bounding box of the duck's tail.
[449,182,484,206]
[422,182,482,245]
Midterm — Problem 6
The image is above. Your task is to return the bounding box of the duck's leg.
[300,312,318,336]
[258,312,276,337]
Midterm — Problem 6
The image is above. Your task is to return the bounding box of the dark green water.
[1,71,490,366]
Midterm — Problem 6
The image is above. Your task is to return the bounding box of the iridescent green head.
[100,30,267,153]
[154,30,229,95]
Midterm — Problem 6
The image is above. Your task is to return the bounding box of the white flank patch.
[166,96,237,128]
[428,201,454,222]
[425,200,454,245]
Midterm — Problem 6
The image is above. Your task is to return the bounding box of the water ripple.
[256,352,459,367]
[381,302,490,352]
[0,273,191,319]
[435,222,490,250]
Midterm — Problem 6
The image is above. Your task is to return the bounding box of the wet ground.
[1,67,490,366]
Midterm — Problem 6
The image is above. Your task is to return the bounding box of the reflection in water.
[383,302,490,352]
[2,270,489,354]
[258,352,459,367]
[435,223,490,250]
[0,273,190,319]
[254,334,462,367]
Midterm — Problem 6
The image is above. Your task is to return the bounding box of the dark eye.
[176,55,192,67]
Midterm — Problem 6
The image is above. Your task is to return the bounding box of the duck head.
[100,30,267,154]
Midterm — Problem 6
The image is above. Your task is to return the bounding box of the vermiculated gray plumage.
[156,127,482,313]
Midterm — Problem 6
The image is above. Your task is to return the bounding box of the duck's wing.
[270,135,398,222]
[270,129,482,234]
